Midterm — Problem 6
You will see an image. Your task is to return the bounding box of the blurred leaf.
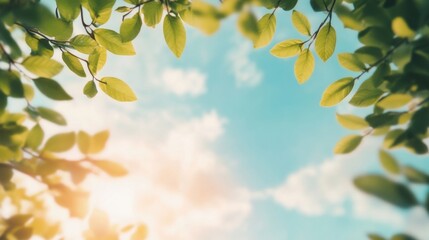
[392,17,415,38]
[89,130,109,154]
[338,53,366,72]
[77,131,91,154]
[254,14,276,48]
[56,0,81,21]
[376,94,412,110]
[91,160,128,177]
[131,225,148,240]
[334,134,362,154]
[402,165,429,184]
[237,11,259,41]
[33,78,72,101]
[37,107,67,126]
[391,234,418,240]
[25,124,44,150]
[22,56,63,78]
[44,132,75,153]
[379,150,400,175]
[336,113,369,130]
[367,233,386,240]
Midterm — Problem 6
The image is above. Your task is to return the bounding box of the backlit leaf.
[338,53,366,72]
[320,77,354,107]
[336,113,369,130]
[334,134,362,154]
[254,14,276,48]
[379,150,400,175]
[142,1,163,27]
[99,77,137,102]
[120,12,142,42]
[270,39,302,58]
[22,56,63,78]
[163,15,186,58]
[291,10,311,36]
[94,29,135,55]
[315,24,336,61]
[83,81,98,98]
[25,124,44,150]
[294,49,314,84]
[37,107,67,125]
[62,52,86,77]
[392,17,415,38]
[376,94,413,110]
[33,78,72,101]
[44,132,75,153]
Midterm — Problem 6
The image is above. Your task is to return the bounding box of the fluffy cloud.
[161,68,207,97]
[227,41,263,87]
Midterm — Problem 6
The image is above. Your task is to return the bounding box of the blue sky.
[31,1,429,239]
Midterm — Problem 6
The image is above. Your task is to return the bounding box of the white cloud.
[161,68,207,97]
[227,41,263,87]
[269,139,404,226]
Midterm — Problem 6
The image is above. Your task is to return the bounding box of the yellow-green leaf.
[237,11,259,41]
[270,39,302,58]
[83,81,98,98]
[88,0,115,25]
[70,34,98,54]
[320,77,355,107]
[315,24,336,61]
[334,134,362,154]
[376,93,413,109]
[120,12,142,42]
[163,15,186,58]
[33,78,72,101]
[94,29,135,55]
[62,52,86,77]
[336,113,369,130]
[37,107,67,125]
[142,1,163,28]
[44,132,75,153]
[22,56,63,78]
[88,47,107,74]
[91,160,128,177]
[291,10,311,36]
[25,124,44,150]
[254,14,276,48]
[56,0,81,21]
[379,150,400,175]
[89,130,109,154]
[99,77,137,102]
[77,131,91,154]
[392,17,415,38]
[294,49,314,84]
[338,53,366,72]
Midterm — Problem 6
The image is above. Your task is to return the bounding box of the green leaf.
[338,53,366,72]
[25,35,54,57]
[237,11,259,41]
[349,83,383,107]
[25,124,44,150]
[392,17,415,38]
[254,14,276,48]
[37,107,67,126]
[379,150,400,175]
[354,174,418,208]
[270,39,302,58]
[56,0,81,21]
[89,130,109,154]
[70,35,98,54]
[402,165,429,184]
[334,134,362,154]
[88,47,107,74]
[91,160,128,177]
[358,27,393,50]
[294,48,314,84]
[354,46,383,65]
[0,165,13,183]
[336,113,369,130]
[62,52,86,77]
[367,233,386,240]
[23,84,34,101]
[315,24,336,62]
[33,78,72,101]
[163,15,186,58]
[376,94,413,110]
[120,12,142,42]
[291,10,311,36]
[142,1,163,28]
[0,146,15,162]
[366,112,402,128]
[77,131,91,154]
[390,234,417,240]
[279,0,297,11]
[88,0,116,25]
[99,77,137,102]
[22,56,63,78]
[116,6,132,13]
[44,132,75,153]
[320,77,355,107]
[94,29,135,55]
[83,81,98,98]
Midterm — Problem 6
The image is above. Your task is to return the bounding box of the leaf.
[33,78,72,101]
[254,14,276,48]
[294,49,314,84]
[367,234,386,240]
[25,124,44,150]
[99,77,137,102]
[142,1,163,27]
[354,46,383,65]
[270,39,302,58]
[336,113,369,130]
[279,0,298,11]
[349,84,383,107]
[354,174,418,208]
[402,165,429,184]
[22,56,63,78]
[315,24,336,61]
[334,134,362,154]
[131,225,148,240]
[120,12,142,42]
[390,234,417,240]
[163,15,186,58]
[89,130,109,154]
[366,112,402,128]
[291,10,311,36]
[94,29,136,55]
[88,47,107,74]
[338,53,366,72]
[0,165,13,183]
[237,11,259,41]
[392,17,415,38]
[77,131,91,154]
[376,94,413,110]
[379,150,400,175]
[44,132,75,153]
[91,160,128,177]
[320,77,355,107]
[0,146,15,162]
[37,107,67,125]
[88,0,116,25]
[62,52,86,77]
[70,34,98,54]
[83,81,98,98]
[56,0,81,21]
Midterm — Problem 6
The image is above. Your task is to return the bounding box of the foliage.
[0,0,428,239]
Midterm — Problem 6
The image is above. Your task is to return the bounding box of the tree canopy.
[0,0,428,239]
